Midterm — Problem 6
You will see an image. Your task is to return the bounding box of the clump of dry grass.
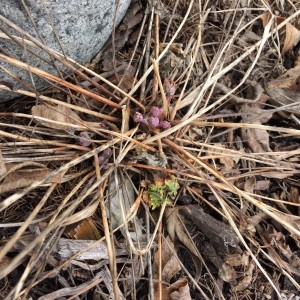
[1,0,300,299]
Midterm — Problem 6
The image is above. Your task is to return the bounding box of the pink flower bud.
[79,131,91,147]
[103,148,111,158]
[164,79,176,102]
[148,116,160,128]
[98,155,106,164]
[159,120,171,129]
[133,112,145,123]
[150,106,163,118]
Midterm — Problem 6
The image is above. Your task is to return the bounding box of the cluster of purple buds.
[98,148,111,169]
[133,106,170,130]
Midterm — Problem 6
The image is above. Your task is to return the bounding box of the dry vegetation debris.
[0,0,300,299]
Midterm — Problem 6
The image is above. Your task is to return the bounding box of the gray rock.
[0,0,131,102]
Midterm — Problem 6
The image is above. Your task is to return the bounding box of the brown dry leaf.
[269,209,300,234]
[263,225,300,277]
[221,253,251,287]
[153,236,182,299]
[244,177,256,193]
[0,150,6,177]
[219,156,235,171]
[0,164,60,195]
[153,236,181,283]
[219,263,237,283]
[225,253,249,268]
[243,178,270,193]
[232,263,255,292]
[259,170,298,179]
[267,66,300,90]
[165,207,203,282]
[254,180,271,191]
[266,66,300,116]
[169,278,192,300]
[66,218,101,240]
[214,144,240,172]
[260,12,300,54]
[165,207,199,258]
[240,102,273,155]
[32,104,83,130]
[159,47,184,77]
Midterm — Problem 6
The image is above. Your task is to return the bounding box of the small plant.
[133,109,171,130]
[132,79,175,130]
[148,176,180,209]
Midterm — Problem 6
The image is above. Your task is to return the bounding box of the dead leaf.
[165,207,204,282]
[254,180,271,191]
[109,175,144,240]
[219,155,235,171]
[219,263,237,283]
[169,278,192,300]
[225,253,249,267]
[166,205,240,283]
[260,170,298,179]
[243,178,270,193]
[0,164,60,195]
[267,66,300,91]
[244,177,256,193]
[232,263,254,292]
[260,12,300,54]
[240,101,273,155]
[32,104,83,130]
[214,143,240,172]
[153,237,182,299]
[66,218,101,240]
[220,253,251,287]
[165,207,199,258]
[266,66,300,116]
[153,236,181,283]
[269,209,300,234]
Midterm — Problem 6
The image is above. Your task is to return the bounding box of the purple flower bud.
[165,79,176,102]
[150,106,163,118]
[103,148,111,158]
[79,131,91,147]
[133,112,145,123]
[103,163,109,170]
[159,120,171,129]
[148,116,160,128]
[98,155,106,164]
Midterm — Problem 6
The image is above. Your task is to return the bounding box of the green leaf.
[148,177,179,209]
[165,177,179,196]
[148,184,166,209]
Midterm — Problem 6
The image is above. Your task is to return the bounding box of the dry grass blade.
[1,1,300,299]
